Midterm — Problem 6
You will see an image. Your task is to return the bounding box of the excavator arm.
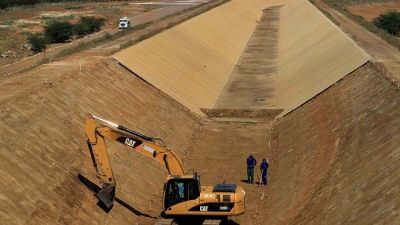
[85,114,186,208]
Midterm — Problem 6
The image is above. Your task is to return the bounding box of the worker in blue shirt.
[246,154,257,184]
[260,158,269,185]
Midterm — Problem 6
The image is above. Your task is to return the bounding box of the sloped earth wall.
[265,64,400,224]
[0,58,200,225]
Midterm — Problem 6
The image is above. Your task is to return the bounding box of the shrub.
[0,2,7,9]
[44,20,74,43]
[17,23,35,28]
[373,10,400,36]
[64,6,84,10]
[1,19,15,26]
[73,22,90,38]
[77,16,106,34]
[57,15,74,21]
[27,32,48,53]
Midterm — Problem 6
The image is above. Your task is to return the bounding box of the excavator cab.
[164,175,201,210]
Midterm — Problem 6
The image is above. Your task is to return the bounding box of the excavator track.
[155,217,223,225]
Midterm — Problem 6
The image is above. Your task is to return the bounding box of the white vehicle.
[118,17,130,29]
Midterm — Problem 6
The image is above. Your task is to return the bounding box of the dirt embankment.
[349,3,400,22]
[0,58,200,225]
[263,64,400,224]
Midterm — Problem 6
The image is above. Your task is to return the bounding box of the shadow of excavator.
[77,174,156,218]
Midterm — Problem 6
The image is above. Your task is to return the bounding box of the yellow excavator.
[84,114,246,224]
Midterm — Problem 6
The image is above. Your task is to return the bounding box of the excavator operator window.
[164,179,200,209]
[188,180,200,200]
[164,181,186,208]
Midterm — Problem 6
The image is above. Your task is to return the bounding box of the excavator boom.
[85,114,186,208]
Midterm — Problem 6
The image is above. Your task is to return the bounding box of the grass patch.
[8,40,18,49]
[93,6,122,13]
[17,23,38,28]
[120,40,134,49]
[41,14,74,20]
[55,37,104,58]
[64,6,84,10]
[329,0,392,6]
[57,15,74,20]
[1,19,15,26]
[20,31,31,35]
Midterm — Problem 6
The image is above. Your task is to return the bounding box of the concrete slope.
[265,64,400,224]
[213,5,282,110]
[276,0,371,116]
[0,58,199,225]
[113,0,285,116]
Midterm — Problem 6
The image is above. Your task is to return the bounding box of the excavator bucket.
[97,184,116,208]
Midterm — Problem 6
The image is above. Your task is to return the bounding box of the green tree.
[73,22,90,38]
[1,0,41,8]
[27,32,48,53]
[373,10,400,36]
[78,16,106,34]
[44,20,74,43]
[0,1,8,9]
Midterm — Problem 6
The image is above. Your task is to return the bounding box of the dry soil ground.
[349,1,400,22]
[0,1,400,225]
[314,0,400,81]
[0,1,162,66]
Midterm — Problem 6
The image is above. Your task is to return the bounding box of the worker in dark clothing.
[260,158,269,185]
[246,154,257,184]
